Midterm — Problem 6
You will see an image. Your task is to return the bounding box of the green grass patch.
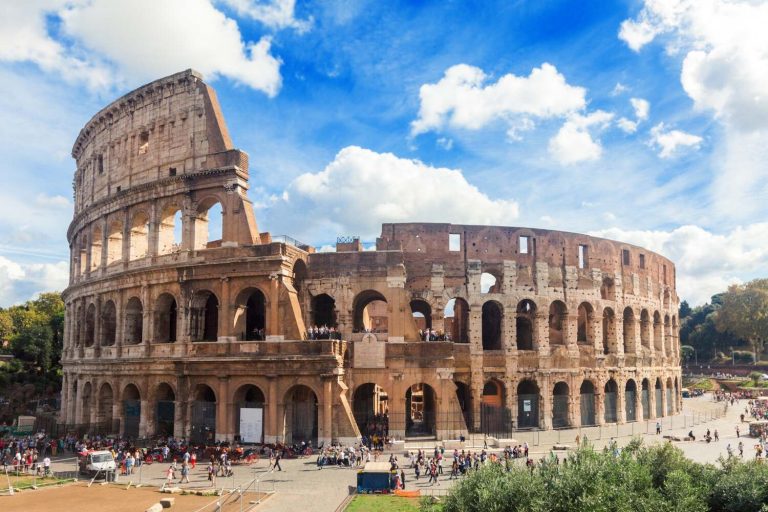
[345,494,420,512]
[689,379,715,390]
[2,474,71,491]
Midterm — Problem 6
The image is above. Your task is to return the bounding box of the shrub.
[733,350,755,364]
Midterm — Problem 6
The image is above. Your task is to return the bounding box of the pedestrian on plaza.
[714,429,719,442]
[180,461,190,484]
[273,451,282,472]
[400,469,406,490]
[739,441,744,457]
[736,426,740,438]
[656,422,661,435]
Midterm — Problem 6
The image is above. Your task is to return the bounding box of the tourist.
[180,461,190,483]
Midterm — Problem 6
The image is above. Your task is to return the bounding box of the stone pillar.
[219,277,231,339]
[569,381,580,427]
[539,374,551,430]
[648,384,656,420]
[148,201,159,258]
[595,386,605,426]
[121,210,131,265]
[616,383,626,424]
[100,218,109,271]
[174,398,184,438]
[322,377,333,445]
[535,311,549,355]
[565,313,579,348]
[139,398,149,438]
[216,376,230,441]
[593,313,604,354]
[265,376,278,443]
[141,284,151,347]
[267,277,280,337]
[74,378,83,427]
[60,374,69,424]
[94,295,102,353]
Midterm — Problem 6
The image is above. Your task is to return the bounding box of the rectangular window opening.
[169,167,177,177]
[138,132,149,155]
[448,233,461,252]
[97,155,104,174]
[519,236,529,254]
[578,245,588,269]
[639,254,646,269]
[663,264,667,284]
[622,249,630,266]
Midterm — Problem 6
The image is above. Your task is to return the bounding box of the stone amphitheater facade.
[60,70,682,445]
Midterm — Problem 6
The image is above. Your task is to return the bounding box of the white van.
[79,450,117,477]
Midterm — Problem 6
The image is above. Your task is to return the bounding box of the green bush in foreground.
[422,440,768,512]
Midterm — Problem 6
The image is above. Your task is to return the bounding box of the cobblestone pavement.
[38,395,749,511]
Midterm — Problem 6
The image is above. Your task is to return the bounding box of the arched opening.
[292,259,307,295]
[405,383,437,437]
[655,378,663,417]
[311,294,337,328]
[97,383,114,431]
[158,205,183,255]
[602,307,616,355]
[548,300,567,345]
[604,379,618,423]
[454,381,472,430]
[90,225,103,271]
[194,200,224,250]
[666,377,673,415]
[577,302,593,344]
[623,307,636,353]
[410,299,432,333]
[190,384,217,444]
[84,303,96,347]
[101,300,116,346]
[640,310,651,349]
[444,298,469,343]
[580,380,596,426]
[552,382,570,428]
[129,211,150,260]
[353,383,389,439]
[653,311,662,352]
[106,221,123,265]
[641,378,650,420]
[81,382,92,427]
[284,385,318,444]
[517,380,539,429]
[77,237,88,276]
[600,277,615,300]
[124,297,143,345]
[353,290,388,333]
[482,301,502,350]
[122,384,141,438]
[190,291,218,342]
[625,379,637,421]
[480,272,499,293]
[516,300,536,350]
[154,293,178,343]
[245,289,267,340]
[481,379,506,434]
[155,383,176,437]
[234,385,266,444]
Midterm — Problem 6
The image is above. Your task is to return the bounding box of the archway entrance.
[642,379,650,420]
[155,383,176,437]
[245,290,267,340]
[625,380,637,421]
[655,378,663,417]
[235,385,265,443]
[482,302,502,350]
[97,383,114,432]
[444,298,469,343]
[190,291,218,342]
[552,382,570,428]
[312,294,337,328]
[517,380,539,429]
[481,380,507,434]
[191,385,217,444]
[405,383,436,437]
[454,381,472,430]
[154,294,178,343]
[580,381,596,426]
[666,378,673,415]
[604,379,618,423]
[353,383,389,439]
[284,385,318,444]
[353,290,388,332]
[410,300,432,331]
[123,384,141,438]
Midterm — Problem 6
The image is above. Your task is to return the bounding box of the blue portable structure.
[356,461,396,493]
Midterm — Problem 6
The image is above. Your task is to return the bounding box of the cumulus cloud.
[0,0,282,95]
[617,118,638,134]
[277,146,519,240]
[548,110,614,165]
[220,0,312,32]
[411,63,586,137]
[35,193,71,209]
[591,223,768,306]
[631,98,650,120]
[0,256,68,307]
[649,122,702,158]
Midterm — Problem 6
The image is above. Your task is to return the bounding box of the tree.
[716,279,768,364]
[679,300,692,319]
[681,345,695,364]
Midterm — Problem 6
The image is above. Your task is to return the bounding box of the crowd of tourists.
[359,414,389,450]
[419,329,451,342]
[307,325,342,340]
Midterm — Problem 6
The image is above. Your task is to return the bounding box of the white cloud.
[277,146,519,240]
[0,0,282,95]
[411,63,586,137]
[436,137,454,150]
[612,82,629,96]
[591,223,768,306]
[0,256,68,307]
[649,122,702,158]
[618,117,638,134]
[630,98,650,120]
[548,110,614,165]
[35,193,71,209]
[220,0,312,32]
[618,14,661,51]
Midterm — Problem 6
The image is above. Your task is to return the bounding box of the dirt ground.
[1,481,269,512]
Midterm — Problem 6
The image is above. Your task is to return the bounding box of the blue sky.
[0,0,766,306]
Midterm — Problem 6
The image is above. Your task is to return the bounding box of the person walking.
[273,451,282,472]
[656,422,661,435]
[400,469,406,490]
[179,461,190,484]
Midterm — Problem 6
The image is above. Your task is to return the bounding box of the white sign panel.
[239,407,263,444]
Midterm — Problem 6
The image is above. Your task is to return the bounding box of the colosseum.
[60,69,682,446]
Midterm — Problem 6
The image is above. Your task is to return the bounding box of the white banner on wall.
[239,407,263,443]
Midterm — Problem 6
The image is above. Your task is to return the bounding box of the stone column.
[100,218,109,271]
[74,378,83,427]
[616,383,626,424]
[267,276,280,337]
[139,398,149,438]
[121,209,131,265]
[539,374,552,430]
[265,376,278,443]
[94,295,102,355]
[216,376,230,441]
[218,277,231,339]
[595,386,605,426]
[60,374,69,424]
[593,313,604,354]
[148,201,159,258]
[569,381,580,427]
[648,384,657,420]
[535,311,549,356]
[322,377,333,445]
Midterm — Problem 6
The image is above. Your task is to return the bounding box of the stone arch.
[190,290,218,341]
[234,384,266,443]
[482,301,503,350]
[444,297,469,343]
[194,197,224,250]
[84,303,96,347]
[517,379,539,429]
[128,210,150,260]
[284,385,318,444]
[548,300,567,345]
[410,299,432,331]
[97,382,114,428]
[191,383,217,443]
[124,297,143,345]
[101,300,116,346]
[625,379,638,421]
[158,202,183,255]
[552,381,570,428]
[481,378,506,433]
[155,382,176,437]
[352,383,389,435]
[353,290,387,332]
[122,383,141,438]
[154,292,178,343]
[234,287,268,340]
[106,220,123,266]
[405,383,437,437]
[580,380,596,426]
[623,307,636,353]
[292,259,307,294]
[604,379,618,423]
[602,307,617,354]
[90,224,103,271]
[311,293,337,328]
[640,309,651,349]
[516,299,536,350]
[577,302,594,344]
